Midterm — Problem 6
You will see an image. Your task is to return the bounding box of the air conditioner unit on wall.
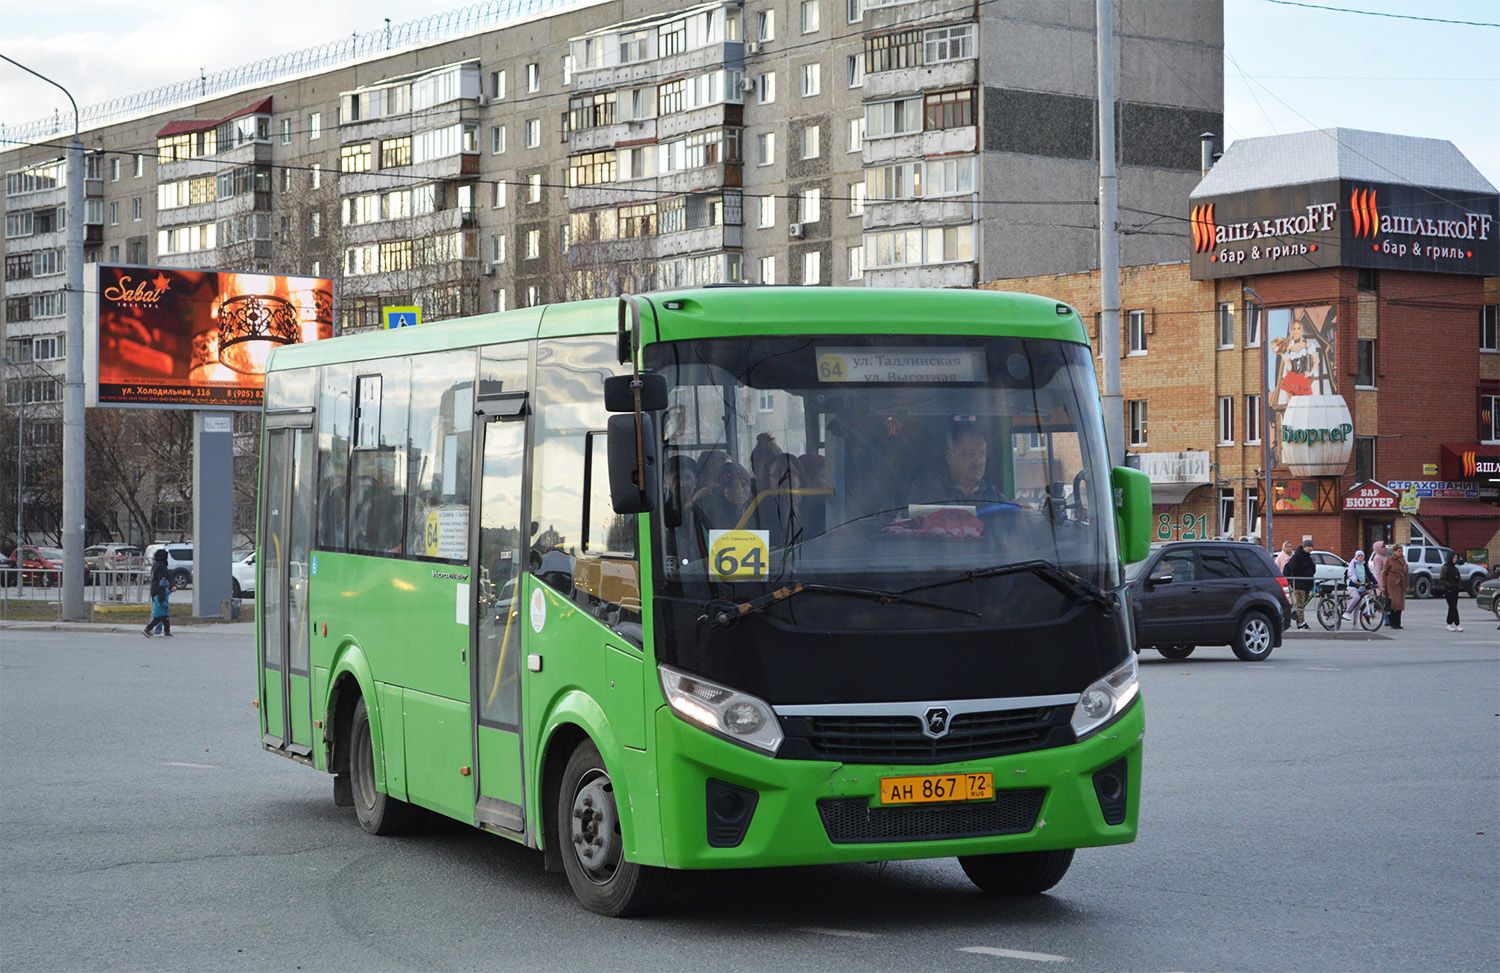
[746,41,761,54]
[477,94,490,106]
[789,223,805,239]
[483,264,496,277]
[740,77,758,93]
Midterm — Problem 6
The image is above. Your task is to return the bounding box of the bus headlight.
[659,665,784,755]
[1070,654,1139,740]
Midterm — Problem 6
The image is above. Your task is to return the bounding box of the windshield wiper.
[900,559,1119,615]
[701,582,982,628]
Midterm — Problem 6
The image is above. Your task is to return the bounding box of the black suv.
[1125,541,1292,662]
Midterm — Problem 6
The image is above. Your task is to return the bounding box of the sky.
[1,0,1497,187]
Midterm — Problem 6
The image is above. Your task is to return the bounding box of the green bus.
[256,287,1152,916]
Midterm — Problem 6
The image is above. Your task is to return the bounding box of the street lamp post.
[0,358,22,551]
[2,54,87,619]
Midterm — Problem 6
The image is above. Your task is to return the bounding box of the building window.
[492,70,506,99]
[803,250,821,285]
[801,188,821,223]
[924,24,974,63]
[847,245,864,280]
[340,143,372,173]
[759,389,775,412]
[923,89,974,130]
[526,63,540,93]
[133,153,144,177]
[847,182,865,215]
[281,168,292,192]
[802,63,821,97]
[280,119,292,144]
[1128,309,1147,354]
[1246,301,1261,347]
[1481,394,1499,442]
[757,132,775,166]
[1246,394,1261,444]
[381,137,412,168]
[492,233,506,263]
[527,285,539,307]
[310,164,321,190]
[109,201,119,226]
[1217,302,1234,348]
[131,197,142,221]
[1128,400,1147,446]
[110,158,120,181]
[847,54,864,88]
[1218,489,1236,538]
[756,10,774,41]
[494,288,506,312]
[1356,339,1375,388]
[528,173,542,202]
[847,0,862,22]
[1482,304,1498,352]
[760,255,776,285]
[865,29,922,74]
[525,119,541,148]
[758,72,776,104]
[802,124,820,158]
[801,1,820,33]
[847,117,864,152]
[309,113,321,140]
[491,126,506,154]
[1218,396,1234,445]
[493,179,507,208]
[525,229,540,259]
[759,194,775,228]
[1246,488,1261,538]
[1354,436,1375,482]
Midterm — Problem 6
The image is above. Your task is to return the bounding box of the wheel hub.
[570,772,620,882]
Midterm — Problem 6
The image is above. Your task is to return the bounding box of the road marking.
[795,927,879,939]
[161,761,217,769]
[958,946,1070,962]
[1303,666,1340,671]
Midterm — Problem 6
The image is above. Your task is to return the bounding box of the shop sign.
[1136,451,1210,484]
[1279,394,1354,477]
[1386,479,1481,500]
[1438,443,1500,480]
[1190,179,1499,280]
[1423,463,1438,476]
[1398,486,1421,514]
[1273,478,1338,513]
[1343,481,1399,512]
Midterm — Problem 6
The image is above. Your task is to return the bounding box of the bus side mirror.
[1112,466,1152,564]
[607,413,658,514]
[603,374,668,413]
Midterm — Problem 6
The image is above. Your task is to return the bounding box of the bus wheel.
[558,740,667,917]
[349,696,419,835]
[1156,644,1194,660]
[959,849,1074,894]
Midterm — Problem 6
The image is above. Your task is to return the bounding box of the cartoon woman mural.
[1269,305,1338,468]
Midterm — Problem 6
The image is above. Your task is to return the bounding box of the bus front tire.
[959,849,1074,895]
[349,696,419,835]
[557,740,667,917]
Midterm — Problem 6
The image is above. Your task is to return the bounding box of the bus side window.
[316,364,352,551]
[347,360,410,555]
[406,350,476,560]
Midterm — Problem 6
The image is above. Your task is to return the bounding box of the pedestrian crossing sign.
[384,306,421,329]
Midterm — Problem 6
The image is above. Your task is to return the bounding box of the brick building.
[985,128,1500,564]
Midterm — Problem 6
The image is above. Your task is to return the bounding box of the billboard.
[1190,179,1499,280]
[96,265,334,409]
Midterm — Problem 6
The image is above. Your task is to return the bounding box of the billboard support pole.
[193,413,235,618]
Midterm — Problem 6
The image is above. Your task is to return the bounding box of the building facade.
[1,0,1222,545]
[985,129,1500,562]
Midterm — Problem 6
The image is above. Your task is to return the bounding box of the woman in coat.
[1380,545,1408,630]
[1440,552,1463,632]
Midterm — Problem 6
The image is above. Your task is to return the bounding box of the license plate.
[879,772,993,805]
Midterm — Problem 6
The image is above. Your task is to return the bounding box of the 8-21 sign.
[1156,512,1209,541]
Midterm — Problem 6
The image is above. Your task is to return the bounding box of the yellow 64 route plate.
[707,529,770,580]
[880,772,993,805]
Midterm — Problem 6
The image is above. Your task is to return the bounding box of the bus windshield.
[652,334,1119,615]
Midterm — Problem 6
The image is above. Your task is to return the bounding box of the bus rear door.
[260,415,316,757]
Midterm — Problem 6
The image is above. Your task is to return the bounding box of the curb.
[0,620,256,635]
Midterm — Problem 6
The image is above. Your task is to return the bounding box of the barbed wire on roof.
[0,0,594,142]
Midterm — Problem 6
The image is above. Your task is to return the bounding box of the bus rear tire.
[959,848,1074,895]
[349,696,419,835]
[558,740,667,917]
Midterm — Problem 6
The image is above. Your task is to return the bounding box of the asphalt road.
[1,596,1495,972]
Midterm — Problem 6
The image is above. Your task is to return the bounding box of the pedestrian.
[1370,540,1389,622]
[1380,544,1407,629]
[1275,540,1295,571]
[1440,551,1464,632]
[142,548,174,638]
[1283,539,1316,629]
[1343,550,1369,621]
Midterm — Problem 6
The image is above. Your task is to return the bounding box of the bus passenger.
[750,432,784,495]
[907,424,1005,505]
[756,453,823,544]
[695,463,753,530]
[663,455,697,528]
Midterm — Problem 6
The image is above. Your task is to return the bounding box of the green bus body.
[256,288,1148,914]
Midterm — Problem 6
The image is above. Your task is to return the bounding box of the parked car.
[1126,540,1292,662]
[142,543,194,588]
[1402,544,1487,598]
[4,546,89,586]
[231,549,256,598]
[84,543,144,575]
[1308,549,1348,585]
[1476,577,1499,622]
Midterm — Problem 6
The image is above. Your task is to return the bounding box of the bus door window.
[476,416,526,728]
[347,360,410,555]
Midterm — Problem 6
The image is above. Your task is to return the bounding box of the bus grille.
[786,707,1064,764]
[816,790,1045,844]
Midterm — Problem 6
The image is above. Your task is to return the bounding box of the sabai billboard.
[1190,179,1499,279]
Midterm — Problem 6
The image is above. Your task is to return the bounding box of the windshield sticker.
[815,347,987,383]
[708,529,771,580]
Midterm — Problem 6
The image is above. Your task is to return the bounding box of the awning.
[1409,499,1500,520]
[1150,482,1212,506]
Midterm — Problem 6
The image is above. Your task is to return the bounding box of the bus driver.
[908,423,1005,505]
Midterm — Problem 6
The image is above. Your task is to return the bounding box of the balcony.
[569,117,657,153]
[573,41,745,92]
[862,196,973,229]
[340,207,468,245]
[339,153,479,195]
[866,261,975,289]
[863,126,977,165]
[863,60,977,100]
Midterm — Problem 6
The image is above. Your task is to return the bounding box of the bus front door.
[259,419,316,757]
[471,408,528,834]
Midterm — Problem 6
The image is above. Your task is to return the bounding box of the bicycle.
[1313,580,1385,632]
